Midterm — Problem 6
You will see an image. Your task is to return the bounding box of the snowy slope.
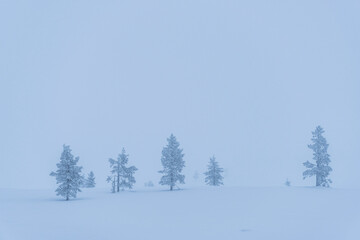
[1,187,359,240]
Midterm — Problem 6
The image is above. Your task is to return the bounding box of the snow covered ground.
[1,186,360,240]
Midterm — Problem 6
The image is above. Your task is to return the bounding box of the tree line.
[50,126,332,200]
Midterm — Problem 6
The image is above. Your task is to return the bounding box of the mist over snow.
[1,0,360,191]
[2,187,360,240]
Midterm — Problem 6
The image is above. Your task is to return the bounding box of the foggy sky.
[1,0,359,189]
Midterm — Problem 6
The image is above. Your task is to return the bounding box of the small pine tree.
[144,181,154,187]
[108,148,138,192]
[303,126,332,187]
[50,145,83,200]
[159,134,185,191]
[85,171,96,188]
[285,178,291,187]
[204,156,224,186]
[107,176,116,193]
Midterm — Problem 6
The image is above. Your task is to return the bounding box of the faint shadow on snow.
[42,197,90,202]
[138,187,188,193]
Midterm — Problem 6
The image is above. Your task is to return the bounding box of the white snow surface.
[1,186,360,240]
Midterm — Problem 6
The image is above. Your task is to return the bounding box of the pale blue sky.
[1,0,359,189]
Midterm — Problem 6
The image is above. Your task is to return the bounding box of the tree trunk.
[170,173,173,191]
[316,174,320,187]
[117,173,120,192]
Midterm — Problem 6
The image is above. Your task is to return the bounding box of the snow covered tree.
[107,176,116,193]
[204,156,224,186]
[85,171,96,188]
[303,126,332,187]
[50,145,83,200]
[108,148,138,192]
[159,134,185,190]
[285,178,291,187]
[106,176,116,193]
[144,181,154,187]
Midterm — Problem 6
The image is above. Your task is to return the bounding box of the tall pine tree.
[50,145,83,200]
[159,134,185,190]
[303,126,332,187]
[204,156,224,186]
[108,148,138,192]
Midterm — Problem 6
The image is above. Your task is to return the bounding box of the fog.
[1,0,359,189]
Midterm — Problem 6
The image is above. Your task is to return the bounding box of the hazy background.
[1,0,359,189]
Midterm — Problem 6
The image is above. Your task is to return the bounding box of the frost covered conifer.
[303,126,332,187]
[285,178,291,187]
[106,176,116,193]
[85,171,96,188]
[50,145,83,200]
[204,156,224,186]
[108,148,138,192]
[159,134,185,190]
[144,181,154,187]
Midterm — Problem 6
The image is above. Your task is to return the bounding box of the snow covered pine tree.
[85,171,96,188]
[204,156,224,186]
[303,126,332,187]
[285,178,291,187]
[50,145,83,200]
[106,176,116,193]
[159,134,185,191]
[108,148,138,192]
